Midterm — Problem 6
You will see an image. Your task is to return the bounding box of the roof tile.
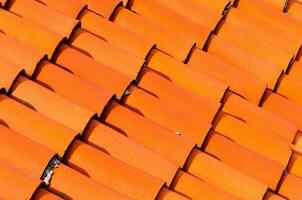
[0,58,23,92]
[278,174,302,199]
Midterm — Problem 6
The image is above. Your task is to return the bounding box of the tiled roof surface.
[0,0,301,199]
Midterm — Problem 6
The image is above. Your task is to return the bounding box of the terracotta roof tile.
[36,0,87,18]
[0,162,41,200]
[1,0,302,198]
[8,0,79,38]
[0,9,62,58]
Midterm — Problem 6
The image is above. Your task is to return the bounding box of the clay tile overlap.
[1,0,302,199]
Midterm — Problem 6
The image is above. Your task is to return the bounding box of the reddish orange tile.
[0,124,55,179]
[217,20,294,70]
[85,120,179,186]
[222,92,298,143]
[81,0,122,19]
[0,58,23,92]
[172,171,239,200]
[188,48,267,104]
[277,74,302,106]
[138,67,221,123]
[264,191,287,200]
[288,0,302,19]
[104,101,196,167]
[288,152,302,179]
[8,0,79,38]
[123,86,212,146]
[128,0,212,48]
[50,164,132,200]
[11,76,95,133]
[35,60,114,115]
[207,35,283,89]
[69,28,145,79]
[155,0,222,29]
[236,0,302,45]
[0,33,45,76]
[0,8,63,58]
[0,162,41,200]
[147,49,228,102]
[0,95,77,158]
[112,6,195,61]
[54,44,131,99]
[65,140,165,199]
[32,188,63,200]
[79,9,155,59]
[156,187,189,200]
[278,174,302,199]
[289,60,302,78]
[213,111,292,165]
[35,0,86,18]
[204,131,284,189]
[226,8,300,55]
[194,0,232,14]
[262,90,302,131]
[186,149,268,199]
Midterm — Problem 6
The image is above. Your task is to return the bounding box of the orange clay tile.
[49,164,132,200]
[84,119,179,186]
[0,124,130,199]
[32,188,63,200]
[128,0,212,48]
[0,58,23,92]
[185,149,268,200]
[0,95,77,157]
[237,0,302,35]
[259,0,287,10]
[288,0,302,19]
[262,90,302,131]
[104,101,196,167]
[278,174,302,199]
[222,92,298,143]
[79,9,155,59]
[171,171,239,200]
[156,187,188,200]
[0,0,7,6]
[289,60,302,78]
[69,28,145,79]
[188,48,267,104]
[112,6,195,61]
[147,49,228,102]
[65,140,165,199]
[2,91,178,188]
[0,8,62,58]
[154,0,222,29]
[288,152,302,179]
[216,20,294,70]
[10,76,95,133]
[123,85,212,146]
[213,111,292,165]
[277,74,302,106]
[0,162,41,200]
[0,33,45,76]
[81,0,122,19]
[204,131,284,189]
[35,60,114,115]
[0,124,55,179]
[35,0,86,18]
[54,44,131,99]
[263,191,287,200]
[7,0,79,38]
[138,67,221,123]
[194,0,232,14]
[294,132,302,152]
[225,8,301,55]
[207,35,283,89]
